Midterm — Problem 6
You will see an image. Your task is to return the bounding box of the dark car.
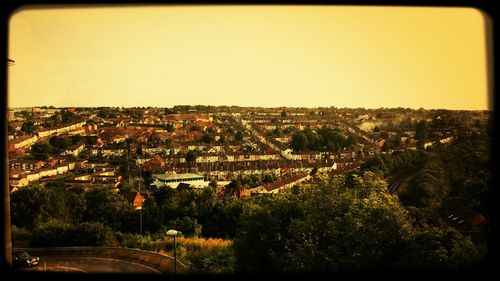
[13,251,40,268]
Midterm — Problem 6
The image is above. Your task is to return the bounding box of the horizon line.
[7,105,491,111]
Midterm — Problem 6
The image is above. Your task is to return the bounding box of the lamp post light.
[166,229,179,274]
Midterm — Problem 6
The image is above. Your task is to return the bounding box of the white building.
[151,173,209,189]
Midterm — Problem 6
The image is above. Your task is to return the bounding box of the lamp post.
[166,229,178,274]
[139,208,143,235]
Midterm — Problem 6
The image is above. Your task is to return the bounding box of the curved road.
[20,256,162,273]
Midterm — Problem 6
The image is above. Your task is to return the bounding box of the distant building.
[151,173,208,189]
[119,191,145,210]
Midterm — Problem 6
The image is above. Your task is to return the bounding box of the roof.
[119,191,143,204]
[153,173,204,181]
[471,214,487,228]
[264,172,309,192]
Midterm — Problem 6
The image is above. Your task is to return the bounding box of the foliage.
[234,131,244,142]
[201,132,215,143]
[233,172,415,272]
[186,150,198,164]
[163,217,203,238]
[83,187,136,231]
[49,135,72,151]
[187,246,235,274]
[415,120,428,149]
[21,121,37,135]
[30,142,56,160]
[29,219,116,247]
[290,128,356,152]
[398,228,479,271]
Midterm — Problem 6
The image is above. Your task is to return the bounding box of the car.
[13,251,40,268]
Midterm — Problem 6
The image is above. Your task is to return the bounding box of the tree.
[21,121,37,135]
[186,150,198,164]
[83,187,133,231]
[10,186,44,229]
[281,110,287,118]
[165,123,175,132]
[415,120,428,149]
[31,142,56,160]
[398,228,479,270]
[290,131,308,151]
[234,131,244,142]
[209,179,218,188]
[164,217,202,237]
[71,134,83,144]
[218,134,226,144]
[8,123,16,135]
[201,132,215,143]
[49,136,71,151]
[233,172,415,272]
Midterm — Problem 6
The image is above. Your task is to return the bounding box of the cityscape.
[6,105,491,273]
[4,4,492,275]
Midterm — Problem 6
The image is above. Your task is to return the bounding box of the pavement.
[17,256,162,274]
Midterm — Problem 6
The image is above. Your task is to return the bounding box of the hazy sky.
[8,5,491,110]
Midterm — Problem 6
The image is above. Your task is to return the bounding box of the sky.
[7,5,491,110]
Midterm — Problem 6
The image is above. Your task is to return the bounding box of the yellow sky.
[7,5,491,110]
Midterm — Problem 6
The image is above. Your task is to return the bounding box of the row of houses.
[243,172,312,196]
[9,161,77,190]
[9,159,122,191]
[8,121,87,151]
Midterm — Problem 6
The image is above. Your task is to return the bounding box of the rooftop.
[153,173,204,181]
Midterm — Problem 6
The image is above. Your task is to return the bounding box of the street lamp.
[166,229,179,274]
[133,206,143,235]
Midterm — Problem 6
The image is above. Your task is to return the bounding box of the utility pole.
[4,59,15,267]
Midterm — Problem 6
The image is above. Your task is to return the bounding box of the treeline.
[10,184,250,245]
[360,132,490,231]
[30,135,97,160]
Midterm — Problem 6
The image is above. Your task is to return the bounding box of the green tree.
[8,123,16,135]
[186,150,198,164]
[31,142,56,160]
[415,120,428,149]
[224,180,243,198]
[83,187,133,231]
[290,131,308,151]
[73,222,117,246]
[201,132,215,143]
[398,228,479,271]
[164,217,202,237]
[49,136,71,151]
[21,121,37,135]
[165,123,175,132]
[10,186,44,229]
[233,172,415,272]
[234,131,244,142]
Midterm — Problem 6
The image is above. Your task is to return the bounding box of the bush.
[31,220,117,247]
[74,222,117,246]
[12,226,33,248]
[163,217,202,238]
[187,246,235,274]
[31,219,75,247]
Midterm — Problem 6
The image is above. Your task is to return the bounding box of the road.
[18,256,162,273]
